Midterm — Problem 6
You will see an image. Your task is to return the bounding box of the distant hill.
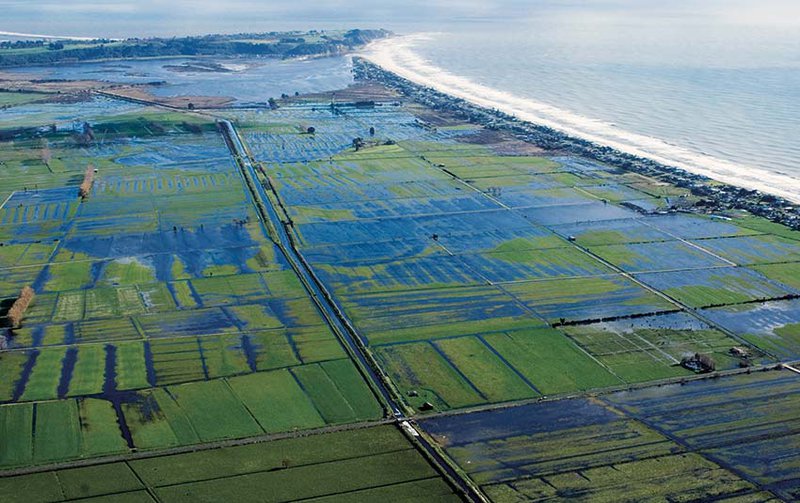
[0,29,391,67]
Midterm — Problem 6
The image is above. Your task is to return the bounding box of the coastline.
[359,35,800,205]
[0,30,99,41]
[352,52,799,230]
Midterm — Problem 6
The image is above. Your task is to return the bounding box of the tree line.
[0,30,390,68]
[7,286,34,328]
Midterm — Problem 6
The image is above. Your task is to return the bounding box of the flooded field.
[1,54,800,502]
[3,56,355,105]
[0,97,382,469]
[422,369,796,501]
[235,99,800,416]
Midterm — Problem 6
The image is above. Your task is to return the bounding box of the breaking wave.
[0,30,97,41]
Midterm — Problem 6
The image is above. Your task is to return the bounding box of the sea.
[2,0,799,200]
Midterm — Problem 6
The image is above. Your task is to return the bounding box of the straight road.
[219,120,486,502]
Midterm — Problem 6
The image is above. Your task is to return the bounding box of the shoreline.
[0,30,101,41]
[352,57,799,229]
[359,35,800,206]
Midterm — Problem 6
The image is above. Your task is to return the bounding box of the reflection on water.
[7,55,355,105]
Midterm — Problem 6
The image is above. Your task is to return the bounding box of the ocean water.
[3,1,799,198]
[410,22,800,175]
[363,22,800,201]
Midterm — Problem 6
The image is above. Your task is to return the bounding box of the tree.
[352,137,364,151]
[681,353,716,373]
[7,286,35,328]
[187,102,195,110]
[73,122,95,147]
[79,165,95,199]
[83,122,95,141]
[369,126,375,136]
[267,97,278,110]
[181,121,202,134]
[40,139,52,166]
[306,126,316,134]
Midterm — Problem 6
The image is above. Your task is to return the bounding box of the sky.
[1,0,799,38]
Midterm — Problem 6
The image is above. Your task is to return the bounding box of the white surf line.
[0,30,101,41]
[361,35,800,204]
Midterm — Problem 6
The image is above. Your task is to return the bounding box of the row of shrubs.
[7,286,34,328]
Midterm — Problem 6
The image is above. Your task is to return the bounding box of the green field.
[753,261,800,290]
[0,425,461,503]
[482,328,623,393]
[554,310,771,382]
[0,358,383,469]
[0,106,384,470]
[2,62,800,502]
[373,327,625,412]
[0,91,48,107]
